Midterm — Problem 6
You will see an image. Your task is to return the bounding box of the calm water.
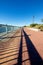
[0,27,6,33]
[0,26,19,33]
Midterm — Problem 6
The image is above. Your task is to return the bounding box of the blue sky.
[0,0,43,26]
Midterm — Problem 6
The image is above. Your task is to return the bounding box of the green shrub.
[35,24,43,31]
[29,24,43,31]
[39,25,43,31]
[30,23,38,27]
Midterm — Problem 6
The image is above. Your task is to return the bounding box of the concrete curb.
[28,28,40,32]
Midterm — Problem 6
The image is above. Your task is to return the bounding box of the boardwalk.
[0,28,43,65]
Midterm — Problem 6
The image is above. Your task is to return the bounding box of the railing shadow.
[16,29,23,65]
[0,35,31,39]
[0,29,23,65]
[23,30,43,65]
[13,29,23,65]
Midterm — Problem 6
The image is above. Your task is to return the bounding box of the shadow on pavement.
[14,29,23,65]
[0,34,31,39]
[12,28,43,65]
[17,29,23,65]
[23,30,43,65]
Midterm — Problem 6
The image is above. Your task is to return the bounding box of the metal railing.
[0,24,19,36]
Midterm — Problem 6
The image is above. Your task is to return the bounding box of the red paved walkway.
[0,28,43,65]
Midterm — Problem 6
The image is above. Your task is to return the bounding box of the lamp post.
[33,16,35,24]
